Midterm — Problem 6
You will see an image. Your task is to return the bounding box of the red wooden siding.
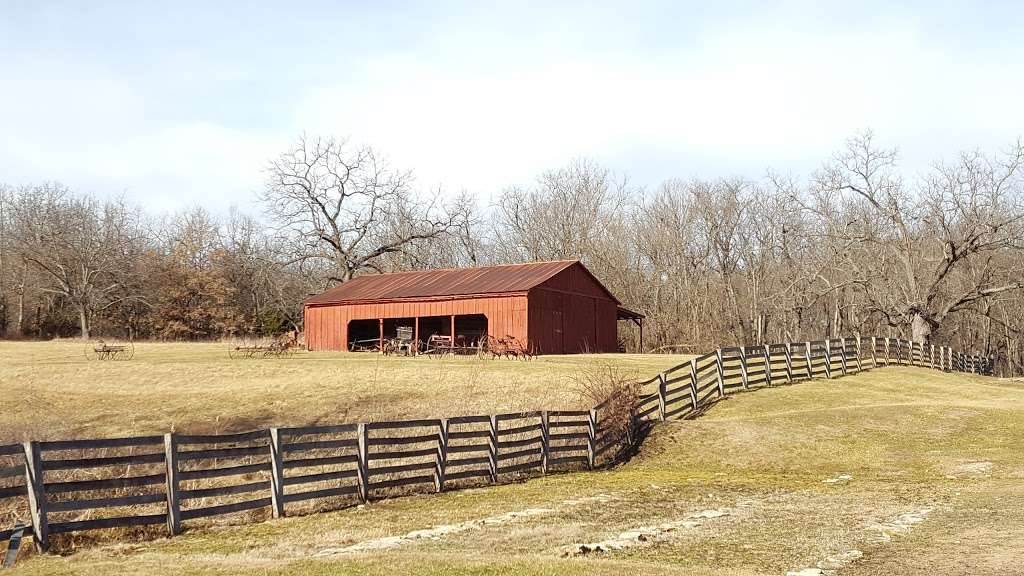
[305,295,528,351]
[303,261,622,354]
[526,264,618,354]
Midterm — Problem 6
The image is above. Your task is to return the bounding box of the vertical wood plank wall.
[305,295,529,351]
[304,263,622,354]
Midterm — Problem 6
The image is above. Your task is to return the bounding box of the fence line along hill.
[0,336,993,556]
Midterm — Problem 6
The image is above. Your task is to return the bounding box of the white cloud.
[1,2,1022,213]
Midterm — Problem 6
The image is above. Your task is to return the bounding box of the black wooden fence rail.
[0,335,994,556]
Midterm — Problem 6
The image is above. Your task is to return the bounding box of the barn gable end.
[527,262,619,354]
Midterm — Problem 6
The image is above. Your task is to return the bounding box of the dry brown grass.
[0,340,687,442]
[9,358,1024,575]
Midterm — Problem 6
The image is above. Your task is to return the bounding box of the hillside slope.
[0,340,682,440]
[12,366,1024,575]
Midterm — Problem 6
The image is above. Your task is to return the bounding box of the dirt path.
[314,493,619,557]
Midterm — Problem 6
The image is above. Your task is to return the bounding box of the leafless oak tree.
[8,184,145,339]
[261,135,465,284]
[801,131,1024,343]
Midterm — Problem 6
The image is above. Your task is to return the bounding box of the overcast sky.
[2,1,1022,213]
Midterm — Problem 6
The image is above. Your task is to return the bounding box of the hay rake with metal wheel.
[86,339,135,361]
[229,333,299,359]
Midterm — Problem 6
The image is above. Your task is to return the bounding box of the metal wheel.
[111,341,135,361]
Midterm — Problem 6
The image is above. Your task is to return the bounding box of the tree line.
[2,131,1023,374]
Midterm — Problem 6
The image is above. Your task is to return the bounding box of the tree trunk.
[911,313,932,344]
[15,288,24,336]
[78,305,90,340]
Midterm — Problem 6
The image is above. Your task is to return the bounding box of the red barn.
[303,260,641,354]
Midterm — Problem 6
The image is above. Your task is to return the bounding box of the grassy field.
[0,340,684,442]
[9,364,1024,575]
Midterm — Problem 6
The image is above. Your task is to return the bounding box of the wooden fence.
[0,335,993,556]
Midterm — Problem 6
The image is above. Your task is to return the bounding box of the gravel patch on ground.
[314,493,619,556]
[558,508,732,557]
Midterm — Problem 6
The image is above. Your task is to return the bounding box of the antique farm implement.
[87,339,135,361]
[483,335,535,360]
[229,332,299,359]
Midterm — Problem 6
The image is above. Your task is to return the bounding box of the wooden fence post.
[870,337,878,368]
[163,433,181,535]
[804,341,813,378]
[855,335,864,372]
[269,428,285,518]
[657,373,668,421]
[540,411,550,474]
[435,419,449,492]
[884,338,891,365]
[356,423,369,503]
[488,415,498,483]
[823,340,833,379]
[715,348,726,397]
[22,441,49,552]
[739,348,750,389]
[587,408,597,470]
[838,338,848,376]
[764,344,773,386]
[784,342,794,382]
[688,359,699,410]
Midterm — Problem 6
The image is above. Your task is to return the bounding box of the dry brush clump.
[574,362,643,454]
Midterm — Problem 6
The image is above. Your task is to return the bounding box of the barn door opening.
[347,319,378,351]
[454,314,487,347]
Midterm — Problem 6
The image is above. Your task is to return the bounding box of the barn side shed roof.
[305,260,619,305]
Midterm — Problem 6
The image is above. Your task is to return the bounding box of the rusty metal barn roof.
[305,260,580,305]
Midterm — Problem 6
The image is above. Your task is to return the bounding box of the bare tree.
[802,131,1024,343]
[8,184,146,339]
[493,159,632,263]
[261,135,464,284]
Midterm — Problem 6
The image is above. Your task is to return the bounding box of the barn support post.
[639,318,644,353]
[450,315,456,341]
[23,441,49,552]
[377,319,384,353]
[414,317,420,356]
